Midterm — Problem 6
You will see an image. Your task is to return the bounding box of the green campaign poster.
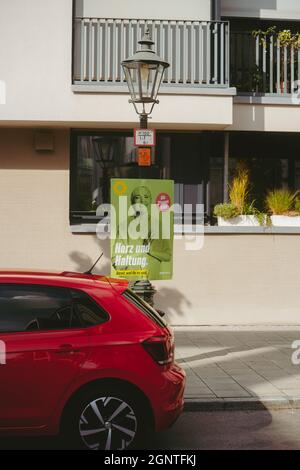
[110,178,174,281]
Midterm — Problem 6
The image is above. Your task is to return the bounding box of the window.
[70,130,300,229]
[156,132,224,223]
[123,288,167,328]
[0,284,73,333]
[0,284,109,333]
[70,289,109,326]
[70,131,161,223]
[70,131,223,226]
[228,132,300,211]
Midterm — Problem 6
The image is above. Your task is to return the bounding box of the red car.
[0,271,185,450]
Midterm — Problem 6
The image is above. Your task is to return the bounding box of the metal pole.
[223,132,229,203]
[131,111,157,306]
[140,113,148,129]
[211,0,221,21]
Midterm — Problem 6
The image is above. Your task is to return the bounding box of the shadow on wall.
[233,103,266,131]
[68,237,111,275]
[68,237,191,322]
[155,287,192,321]
[69,243,192,322]
[0,129,69,171]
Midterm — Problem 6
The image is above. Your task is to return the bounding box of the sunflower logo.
[113,180,128,195]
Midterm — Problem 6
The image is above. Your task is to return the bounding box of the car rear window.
[70,289,110,327]
[122,289,167,328]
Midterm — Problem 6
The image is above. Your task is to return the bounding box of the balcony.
[231,30,300,98]
[73,18,230,91]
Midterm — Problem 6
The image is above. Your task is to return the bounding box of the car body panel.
[0,270,185,438]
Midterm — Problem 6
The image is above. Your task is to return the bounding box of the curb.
[184,397,300,412]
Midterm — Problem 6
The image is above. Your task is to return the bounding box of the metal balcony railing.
[73,18,230,88]
[231,31,300,95]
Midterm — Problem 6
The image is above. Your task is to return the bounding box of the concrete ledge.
[204,226,300,234]
[70,223,300,234]
[184,397,300,412]
[234,94,299,105]
[72,84,237,96]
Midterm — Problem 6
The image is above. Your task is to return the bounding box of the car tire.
[61,384,152,450]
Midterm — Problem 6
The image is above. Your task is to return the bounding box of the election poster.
[110,179,174,281]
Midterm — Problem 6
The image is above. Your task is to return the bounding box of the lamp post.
[121,28,169,130]
[121,28,170,306]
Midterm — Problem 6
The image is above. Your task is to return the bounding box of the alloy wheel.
[79,396,138,450]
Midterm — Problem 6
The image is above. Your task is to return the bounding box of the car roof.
[0,270,128,293]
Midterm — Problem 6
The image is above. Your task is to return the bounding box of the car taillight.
[142,335,174,365]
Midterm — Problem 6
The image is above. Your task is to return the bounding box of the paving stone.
[214,390,252,398]
[175,327,300,403]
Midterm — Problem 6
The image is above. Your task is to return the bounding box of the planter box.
[217,215,261,227]
[271,215,300,227]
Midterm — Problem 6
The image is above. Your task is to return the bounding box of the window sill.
[234,94,299,105]
[72,83,237,97]
[70,224,300,235]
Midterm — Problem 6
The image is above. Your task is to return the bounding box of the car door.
[0,283,91,429]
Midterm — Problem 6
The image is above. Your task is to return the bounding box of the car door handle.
[55,344,80,354]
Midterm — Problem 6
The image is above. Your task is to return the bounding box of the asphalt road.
[151,409,300,450]
[1,409,300,450]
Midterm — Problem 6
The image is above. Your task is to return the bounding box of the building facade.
[1,0,300,324]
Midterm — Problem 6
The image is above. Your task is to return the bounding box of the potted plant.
[214,166,266,226]
[213,203,240,225]
[266,189,300,226]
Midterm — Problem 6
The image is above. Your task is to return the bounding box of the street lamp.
[121,28,170,306]
[121,28,170,129]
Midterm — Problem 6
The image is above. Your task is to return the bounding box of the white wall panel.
[221,0,300,20]
[76,0,212,21]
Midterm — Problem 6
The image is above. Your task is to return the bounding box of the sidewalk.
[174,326,300,410]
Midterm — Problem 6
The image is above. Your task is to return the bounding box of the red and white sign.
[156,192,171,212]
[134,129,156,147]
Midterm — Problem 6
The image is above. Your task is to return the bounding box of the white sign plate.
[134,129,156,147]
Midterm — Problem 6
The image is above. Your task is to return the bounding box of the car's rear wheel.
[62,385,151,450]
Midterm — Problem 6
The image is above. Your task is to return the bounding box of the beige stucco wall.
[1,128,300,325]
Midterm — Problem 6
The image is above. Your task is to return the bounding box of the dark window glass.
[70,289,109,326]
[70,131,221,226]
[70,133,161,220]
[0,284,73,333]
[70,130,300,227]
[0,285,109,333]
[227,132,300,212]
[123,288,167,328]
[74,301,104,327]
